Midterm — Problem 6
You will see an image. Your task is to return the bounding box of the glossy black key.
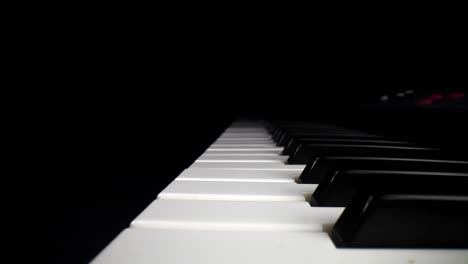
[331,190,468,248]
[313,170,468,207]
[300,156,468,183]
[287,144,439,164]
[282,138,411,155]
[269,122,346,131]
[271,124,371,144]
[277,132,381,146]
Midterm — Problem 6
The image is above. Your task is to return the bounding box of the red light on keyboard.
[416,99,433,106]
[447,92,465,99]
[429,94,444,101]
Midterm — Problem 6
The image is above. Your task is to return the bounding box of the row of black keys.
[266,121,468,248]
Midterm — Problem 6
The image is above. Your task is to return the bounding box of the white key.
[221,131,270,134]
[218,133,272,139]
[224,128,268,133]
[210,144,278,148]
[203,150,283,155]
[196,155,288,163]
[91,229,468,264]
[213,139,275,144]
[210,142,277,148]
[228,125,266,128]
[215,138,273,142]
[207,146,284,151]
[189,162,305,170]
[131,199,342,231]
[215,137,273,141]
[201,152,280,156]
[157,181,316,202]
[176,168,298,183]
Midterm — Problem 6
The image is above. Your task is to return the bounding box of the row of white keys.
[207,137,284,151]
[136,127,324,232]
[190,130,303,176]
[92,122,468,263]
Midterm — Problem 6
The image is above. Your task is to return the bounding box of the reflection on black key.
[287,144,438,164]
[282,139,411,155]
[313,170,468,207]
[331,190,468,248]
[300,156,468,184]
[277,132,379,146]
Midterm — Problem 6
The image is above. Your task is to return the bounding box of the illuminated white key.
[189,162,305,171]
[224,128,268,133]
[203,150,283,155]
[201,152,280,156]
[176,169,299,183]
[157,181,315,202]
[216,137,273,141]
[131,199,342,231]
[218,133,272,139]
[213,139,274,144]
[207,146,284,151]
[196,154,287,163]
[91,229,468,264]
[215,137,273,141]
[210,144,278,148]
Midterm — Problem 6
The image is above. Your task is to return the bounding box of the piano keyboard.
[91,120,468,264]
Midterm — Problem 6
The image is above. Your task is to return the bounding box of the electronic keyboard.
[90,119,468,264]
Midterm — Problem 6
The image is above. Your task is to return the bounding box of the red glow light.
[429,94,444,101]
[416,99,433,106]
[447,92,465,99]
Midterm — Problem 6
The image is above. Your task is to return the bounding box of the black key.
[331,190,468,248]
[282,138,411,155]
[277,132,381,146]
[269,122,346,131]
[273,125,372,144]
[313,170,468,207]
[300,156,468,183]
[287,144,439,164]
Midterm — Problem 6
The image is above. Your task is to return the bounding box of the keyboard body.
[91,120,468,264]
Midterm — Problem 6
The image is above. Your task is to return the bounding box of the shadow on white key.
[131,199,343,232]
[176,169,299,183]
[157,181,315,202]
[196,154,288,163]
[91,229,468,264]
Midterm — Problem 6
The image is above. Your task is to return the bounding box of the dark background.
[39,29,467,263]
